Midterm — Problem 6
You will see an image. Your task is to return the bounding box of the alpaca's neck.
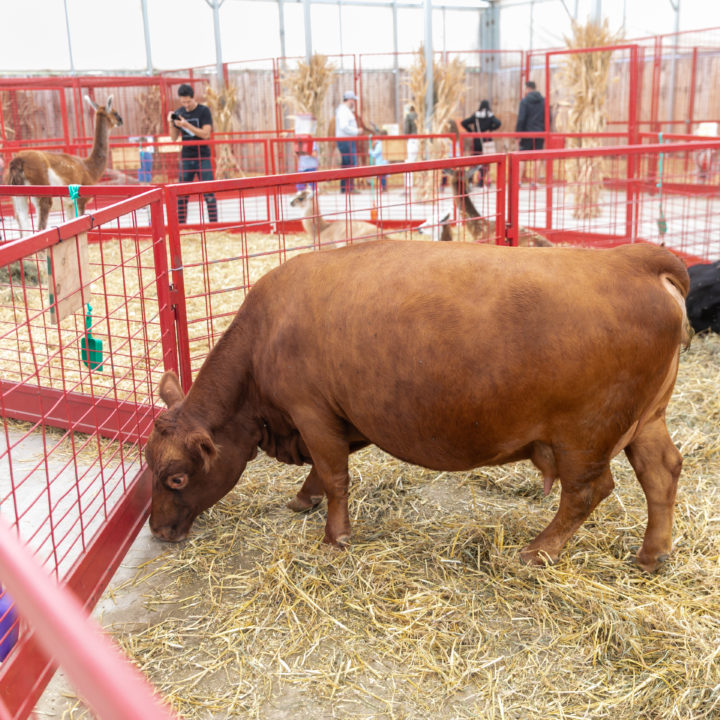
[302,205,331,240]
[85,115,110,181]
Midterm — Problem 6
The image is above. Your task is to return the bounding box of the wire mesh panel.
[506,139,720,262]
[164,153,507,387]
[0,187,175,718]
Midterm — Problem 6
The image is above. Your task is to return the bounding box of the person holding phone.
[168,84,218,223]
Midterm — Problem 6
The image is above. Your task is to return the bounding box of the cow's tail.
[656,247,690,298]
[651,247,692,348]
[6,157,26,186]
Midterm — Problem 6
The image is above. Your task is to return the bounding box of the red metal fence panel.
[0,188,175,717]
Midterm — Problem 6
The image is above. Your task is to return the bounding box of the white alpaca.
[289,189,388,248]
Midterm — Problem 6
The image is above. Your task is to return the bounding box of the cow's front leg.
[287,465,325,512]
[296,416,351,546]
[520,463,615,566]
[625,418,682,572]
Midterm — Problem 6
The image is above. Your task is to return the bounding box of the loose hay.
[60,334,720,719]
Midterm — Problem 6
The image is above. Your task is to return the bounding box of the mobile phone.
[171,112,181,121]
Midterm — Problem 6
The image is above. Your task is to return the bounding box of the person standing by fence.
[168,84,218,223]
[515,80,546,186]
[461,99,501,187]
[335,91,360,194]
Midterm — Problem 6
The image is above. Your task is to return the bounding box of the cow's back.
[243,241,689,469]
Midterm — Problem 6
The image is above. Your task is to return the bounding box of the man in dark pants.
[335,90,360,194]
[168,84,218,223]
[516,81,546,185]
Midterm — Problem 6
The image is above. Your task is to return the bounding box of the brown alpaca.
[6,96,123,234]
[452,170,553,247]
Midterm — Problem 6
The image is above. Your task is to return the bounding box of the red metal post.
[273,58,283,134]
[626,46,640,241]
[163,186,193,392]
[0,93,6,147]
[628,46,640,146]
[688,46,698,134]
[150,198,179,376]
[651,36,662,134]
[506,153,520,247]
[58,88,71,151]
[495,155,506,244]
[544,52,552,231]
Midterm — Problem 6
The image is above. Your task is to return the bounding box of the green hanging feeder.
[81,302,103,372]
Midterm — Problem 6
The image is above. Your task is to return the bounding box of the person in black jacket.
[461,100,501,187]
[516,81,545,185]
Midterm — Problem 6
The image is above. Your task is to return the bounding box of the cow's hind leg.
[625,418,682,572]
[520,457,615,566]
[287,466,325,513]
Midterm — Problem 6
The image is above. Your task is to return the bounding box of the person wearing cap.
[335,90,360,194]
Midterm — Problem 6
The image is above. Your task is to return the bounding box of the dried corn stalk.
[279,54,334,122]
[559,19,623,218]
[407,47,466,198]
[206,84,244,179]
[279,54,335,170]
[1,91,46,142]
[135,85,163,137]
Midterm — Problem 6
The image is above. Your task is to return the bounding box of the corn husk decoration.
[279,54,335,170]
[407,46,466,198]
[135,85,163,137]
[0,91,45,142]
[206,85,244,179]
[559,19,623,219]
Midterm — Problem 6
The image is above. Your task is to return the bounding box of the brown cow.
[145,241,692,572]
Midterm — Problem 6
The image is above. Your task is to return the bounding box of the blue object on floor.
[0,587,18,661]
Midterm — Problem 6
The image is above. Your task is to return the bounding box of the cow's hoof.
[519,546,556,567]
[323,533,350,548]
[634,551,669,573]
[287,494,323,513]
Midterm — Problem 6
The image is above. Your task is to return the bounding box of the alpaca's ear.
[105,96,114,112]
[84,95,99,111]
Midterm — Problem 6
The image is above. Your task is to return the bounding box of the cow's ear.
[186,429,218,472]
[158,371,184,407]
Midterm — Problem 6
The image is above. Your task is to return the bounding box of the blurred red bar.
[0,517,178,720]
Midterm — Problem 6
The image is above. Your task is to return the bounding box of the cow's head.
[145,371,257,542]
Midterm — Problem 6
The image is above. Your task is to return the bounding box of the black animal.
[686,261,720,334]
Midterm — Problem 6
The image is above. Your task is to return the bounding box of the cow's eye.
[166,474,189,491]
